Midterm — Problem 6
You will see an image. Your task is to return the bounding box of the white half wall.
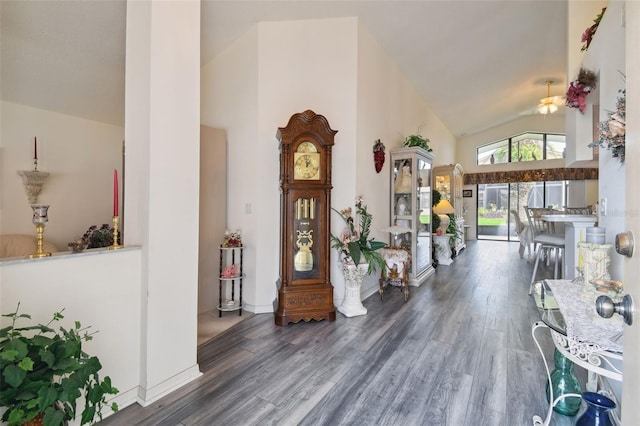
[0,248,143,415]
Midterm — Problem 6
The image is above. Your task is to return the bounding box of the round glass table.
[531,279,623,426]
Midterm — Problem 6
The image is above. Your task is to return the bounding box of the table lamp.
[433,199,455,234]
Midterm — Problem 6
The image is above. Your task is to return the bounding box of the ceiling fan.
[537,80,565,114]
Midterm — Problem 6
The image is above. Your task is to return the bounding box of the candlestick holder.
[17,170,50,204]
[29,205,52,258]
[107,216,123,250]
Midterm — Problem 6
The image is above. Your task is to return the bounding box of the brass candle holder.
[29,205,52,258]
[107,216,123,250]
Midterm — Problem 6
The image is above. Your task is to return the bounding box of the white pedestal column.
[338,264,368,317]
[433,234,453,266]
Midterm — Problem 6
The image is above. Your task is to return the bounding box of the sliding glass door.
[477,181,566,241]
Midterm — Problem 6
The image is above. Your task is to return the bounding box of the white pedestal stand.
[338,263,368,317]
[433,234,454,266]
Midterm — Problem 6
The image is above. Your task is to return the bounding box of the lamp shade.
[433,199,455,215]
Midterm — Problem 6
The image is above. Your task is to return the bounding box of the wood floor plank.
[468,328,507,414]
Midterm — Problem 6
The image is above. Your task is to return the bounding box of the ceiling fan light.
[537,80,561,114]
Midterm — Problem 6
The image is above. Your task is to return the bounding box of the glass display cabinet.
[433,163,466,254]
[389,147,435,285]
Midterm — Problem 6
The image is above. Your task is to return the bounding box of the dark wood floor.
[102,240,584,426]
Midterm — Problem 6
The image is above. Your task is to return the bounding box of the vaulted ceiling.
[1,0,568,138]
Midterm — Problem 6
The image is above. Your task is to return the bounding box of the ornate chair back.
[565,206,593,215]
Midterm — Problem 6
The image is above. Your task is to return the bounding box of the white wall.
[0,248,143,413]
[1,1,203,416]
[1,101,123,249]
[124,0,201,403]
[355,23,455,297]
[580,0,626,280]
[200,26,261,309]
[201,17,458,310]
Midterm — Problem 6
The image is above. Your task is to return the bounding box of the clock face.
[294,142,320,180]
[294,153,320,180]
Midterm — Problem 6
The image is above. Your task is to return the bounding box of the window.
[476,180,567,241]
[477,132,565,165]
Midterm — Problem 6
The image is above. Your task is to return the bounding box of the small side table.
[378,247,410,302]
[433,234,453,265]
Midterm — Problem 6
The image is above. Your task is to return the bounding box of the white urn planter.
[338,263,369,317]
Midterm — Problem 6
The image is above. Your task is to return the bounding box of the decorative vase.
[337,263,369,317]
[22,413,44,426]
[546,349,582,416]
[576,392,616,426]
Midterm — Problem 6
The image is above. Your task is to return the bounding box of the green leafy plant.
[431,189,442,232]
[0,304,118,426]
[331,196,386,275]
[446,213,462,249]
[403,132,432,152]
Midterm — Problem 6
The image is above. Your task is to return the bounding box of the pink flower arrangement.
[221,264,239,278]
[330,196,385,274]
[566,68,598,114]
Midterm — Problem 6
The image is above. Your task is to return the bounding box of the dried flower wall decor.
[589,88,626,164]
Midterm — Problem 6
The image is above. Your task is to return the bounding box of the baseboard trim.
[137,364,202,407]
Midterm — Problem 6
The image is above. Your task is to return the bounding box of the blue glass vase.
[545,349,581,416]
[576,392,616,426]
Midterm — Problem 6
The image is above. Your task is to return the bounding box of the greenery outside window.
[477,132,565,165]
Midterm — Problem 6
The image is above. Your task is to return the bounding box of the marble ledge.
[0,245,141,266]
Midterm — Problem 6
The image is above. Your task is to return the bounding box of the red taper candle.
[34,137,38,160]
[113,169,119,217]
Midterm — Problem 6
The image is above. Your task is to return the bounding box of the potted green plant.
[403,132,433,152]
[0,304,118,426]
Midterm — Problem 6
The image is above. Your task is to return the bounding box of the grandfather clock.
[275,110,337,325]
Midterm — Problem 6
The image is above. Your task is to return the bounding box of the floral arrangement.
[566,68,598,113]
[373,139,386,173]
[589,88,626,163]
[222,229,242,247]
[581,7,606,52]
[221,264,239,278]
[331,196,386,275]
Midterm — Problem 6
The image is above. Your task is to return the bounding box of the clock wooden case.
[275,110,337,325]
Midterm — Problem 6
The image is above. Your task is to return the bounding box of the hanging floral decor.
[581,7,606,52]
[589,89,625,164]
[372,139,385,173]
[566,68,598,113]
